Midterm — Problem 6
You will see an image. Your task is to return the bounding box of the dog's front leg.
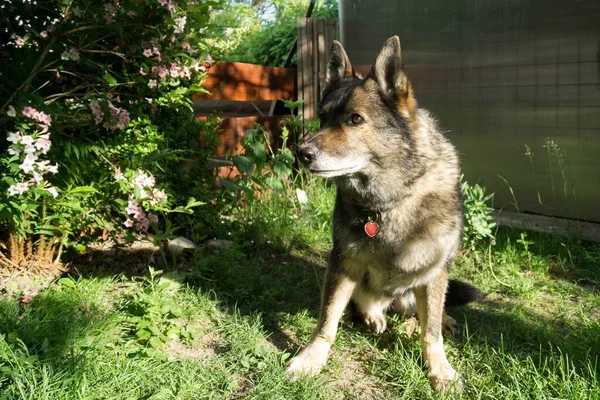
[414,268,464,392]
[285,259,356,379]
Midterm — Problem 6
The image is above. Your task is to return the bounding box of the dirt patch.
[0,266,64,300]
[327,347,384,400]
[164,325,222,362]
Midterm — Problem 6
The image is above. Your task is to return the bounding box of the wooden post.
[297,18,339,123]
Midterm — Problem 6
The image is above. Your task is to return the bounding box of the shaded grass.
[1,179,600,399]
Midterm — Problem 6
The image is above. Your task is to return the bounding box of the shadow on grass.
[0,282,110,376]
[19,224,598,390]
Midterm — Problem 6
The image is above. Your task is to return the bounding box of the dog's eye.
[349,114,364,126]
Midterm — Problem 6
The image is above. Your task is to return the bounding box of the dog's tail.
[445,279,486,307]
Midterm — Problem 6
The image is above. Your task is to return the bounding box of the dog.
[287,36,483,392]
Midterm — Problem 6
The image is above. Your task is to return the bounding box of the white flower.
[61,47,80,61]
[296,189,308,205]
[8,148,20,156]
[7,106,16,117]
[20,153,38,174]
[31,171,43,184]
[24,145,37,154]
[114,168,125,181]
[7,132,21,143]
[46,187,59,198]
[46,164,59,174]
[20,135,35,146]
[35,135,52,153]
[174,16,187,34]
[147,79,158,89]
[8,182,29,196]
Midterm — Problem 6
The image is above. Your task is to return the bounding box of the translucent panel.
[340,0,600,222]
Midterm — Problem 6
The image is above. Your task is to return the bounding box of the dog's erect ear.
[371,36,416,116]
[323,41,354,95]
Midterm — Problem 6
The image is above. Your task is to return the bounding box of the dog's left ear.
[371,36,417,116]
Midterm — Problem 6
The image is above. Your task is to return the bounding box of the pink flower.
[181,42,191,50]
[135,218,150,231]
[143,48,153,57]
[179,66,191,79]
[124,219,134,228]
[169,63,180,78]
[205,54,213,64]
[152,66,168,79]
[14,38,25,47]
[116,109,130,130]
[36,111,52,126]
[126,198,141,215]
[40,31,48,38]
[148,213,159,223]
[22,106,37,118]
[89,99,104,124]
[7,105,16,117]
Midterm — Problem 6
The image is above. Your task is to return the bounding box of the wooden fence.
[297,18,339,121]
[193,62,297,176]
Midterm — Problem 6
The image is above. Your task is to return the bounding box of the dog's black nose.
[297,145,319,165]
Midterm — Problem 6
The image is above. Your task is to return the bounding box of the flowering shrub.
[0,0,220,269]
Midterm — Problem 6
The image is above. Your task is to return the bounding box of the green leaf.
[148,336,164,349]
[58,277,76,288]
[232,155,255,173]
[104,72,117,85]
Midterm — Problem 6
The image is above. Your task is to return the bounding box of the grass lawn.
[1,180,599,399]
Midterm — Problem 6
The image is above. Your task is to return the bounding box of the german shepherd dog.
[287,36,482,392]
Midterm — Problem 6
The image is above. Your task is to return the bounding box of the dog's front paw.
[429,367,464,393]
[284,339,330,381]
[364,312,387,334]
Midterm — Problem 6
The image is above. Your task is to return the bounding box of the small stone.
[201,239,234,255]
[168,237,197,255]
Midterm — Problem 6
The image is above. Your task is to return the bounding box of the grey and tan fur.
[286,36,482,392]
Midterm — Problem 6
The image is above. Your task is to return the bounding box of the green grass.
[1,178,599,399]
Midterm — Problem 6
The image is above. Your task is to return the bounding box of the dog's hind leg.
[285,258,356,380]
[352,286,392,334]
[392,291,459,336]
[414,268,464,393]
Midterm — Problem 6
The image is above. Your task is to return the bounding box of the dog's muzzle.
[297,143,319,167]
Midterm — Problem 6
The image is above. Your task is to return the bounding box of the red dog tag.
[364,221,379,237]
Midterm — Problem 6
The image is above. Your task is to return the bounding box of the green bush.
[461,177,497,251]
[0,0,219,267]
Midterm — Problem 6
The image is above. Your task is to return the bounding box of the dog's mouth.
[309,164,363,178]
